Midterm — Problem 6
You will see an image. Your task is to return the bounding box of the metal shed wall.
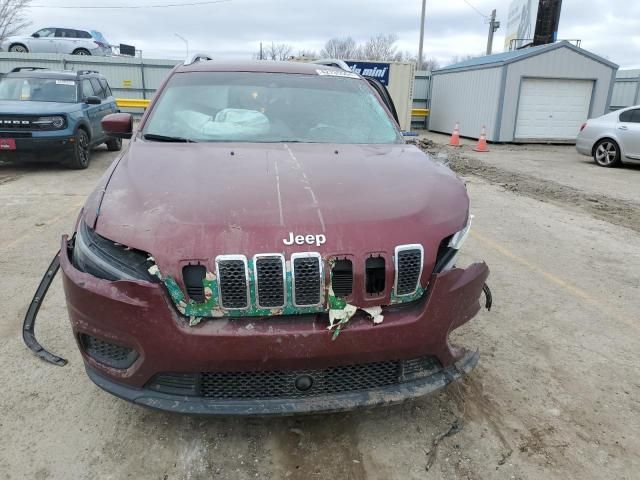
[611,69,640,110]
[499,47,616,141]
[429,66,503,141]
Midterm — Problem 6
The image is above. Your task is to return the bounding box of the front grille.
[292,254,322,306]
[0,116,35,130]
[80,333,138,369]
[146,356,441,399]
[395,246,423,296]
[331,259,353,297]
[217,257,248,308]
[255,255,285,307]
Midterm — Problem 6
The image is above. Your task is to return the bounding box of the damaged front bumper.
[57,234,490,414]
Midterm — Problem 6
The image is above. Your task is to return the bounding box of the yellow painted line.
[115,98,150,108]
[470,230,638,331]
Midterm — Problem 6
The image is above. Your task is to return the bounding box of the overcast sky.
[22,0,640,68]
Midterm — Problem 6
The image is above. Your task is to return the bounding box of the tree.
[254,42,294,61]
[0,0,32,41]
[361,33,399,61]
[448,54,479,66]
[320,37,359,59]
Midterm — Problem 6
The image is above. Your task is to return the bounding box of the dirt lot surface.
[1,136,639,479]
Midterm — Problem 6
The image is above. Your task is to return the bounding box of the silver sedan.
[576,105,640,167]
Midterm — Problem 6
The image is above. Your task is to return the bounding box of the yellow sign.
[122,80,132,88]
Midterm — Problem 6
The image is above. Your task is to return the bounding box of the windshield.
[0,77,77,103]
[143,71,402,144]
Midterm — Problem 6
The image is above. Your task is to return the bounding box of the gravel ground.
[0,137,638,479]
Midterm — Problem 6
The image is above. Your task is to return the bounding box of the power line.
[28,0,232,9]
[461,0,489,19]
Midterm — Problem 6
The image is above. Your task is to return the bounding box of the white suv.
[0,28,111,56]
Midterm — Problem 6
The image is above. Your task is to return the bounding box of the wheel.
[67,129,91,169]
[593,139,621,168]
[72,48,91,55]
[105,136,122,152]
[9,44,28,53]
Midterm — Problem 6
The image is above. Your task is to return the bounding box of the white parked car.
[0,28,111,56]
[576,105,640,167]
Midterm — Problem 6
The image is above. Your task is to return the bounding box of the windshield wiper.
[143,133,196,143]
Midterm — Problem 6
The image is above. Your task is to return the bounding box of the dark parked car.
[56,57,490,414]
[0,67,120,168]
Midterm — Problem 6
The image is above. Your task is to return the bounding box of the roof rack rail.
[312,59,352,72]
[76,70,100,75]
[184,53,213,66]
[11,67,49,72]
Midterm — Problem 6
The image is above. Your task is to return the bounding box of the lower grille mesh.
[80,334,138,369]
[146,357,441,400]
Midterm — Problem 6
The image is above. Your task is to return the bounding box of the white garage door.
[515,78,593,140]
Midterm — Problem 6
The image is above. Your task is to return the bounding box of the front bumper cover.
[86,349,479,416]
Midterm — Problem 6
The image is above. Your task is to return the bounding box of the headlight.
[434,214,473,272]
[32,116,66,129]
[72,220,156,282]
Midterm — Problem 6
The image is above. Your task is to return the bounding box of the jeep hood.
[0,100,80,115]
[90,141,469,278]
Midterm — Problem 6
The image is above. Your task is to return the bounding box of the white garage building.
[429,41,618,143]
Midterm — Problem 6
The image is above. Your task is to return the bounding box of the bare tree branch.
[319,37,359,59]
[0,0,32,41]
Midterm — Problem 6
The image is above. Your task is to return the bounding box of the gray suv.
[0,28,111,56]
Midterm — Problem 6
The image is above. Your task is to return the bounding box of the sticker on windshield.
[55,80,75,86]
[316,69,360,79]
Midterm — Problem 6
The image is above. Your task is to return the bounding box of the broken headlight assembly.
[72,220,156,282]
[434,214,473,273]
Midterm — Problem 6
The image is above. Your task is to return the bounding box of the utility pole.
[417,0,426,70]
[486,9,500,55]
[259,42,263,60]
[175,33,189,58]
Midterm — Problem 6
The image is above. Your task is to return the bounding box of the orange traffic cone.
[473,126,489,152]
[449,122,461,146]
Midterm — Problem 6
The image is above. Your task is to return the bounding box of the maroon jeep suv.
[57,58,490,414]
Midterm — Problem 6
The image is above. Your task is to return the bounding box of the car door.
[54,29,80,54]
[89,78,114,141]
[364,77,399,126]
[617,108,640,159]
[28,28,58,53]
[81,79,102,138]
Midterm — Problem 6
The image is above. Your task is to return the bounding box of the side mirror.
[102,113,133,139]
[32,33,40,38]
[85,96,101,105]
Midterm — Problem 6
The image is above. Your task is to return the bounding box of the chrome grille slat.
[292,253,322,306]
[394,245,424,296]
[216,256,249,309]
[254,254,286,308]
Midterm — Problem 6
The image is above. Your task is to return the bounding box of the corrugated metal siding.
[500,47,616,141]
[611,70,640,110]
[0,53,178,100]
[429,67,502,141]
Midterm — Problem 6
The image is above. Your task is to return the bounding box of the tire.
[105,136,122,152]
[593,139,621,168]
[9,44,28,53]
[72,48,91,55]
[67,129,91,169]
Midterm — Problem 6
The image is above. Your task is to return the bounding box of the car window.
[0,77,77,103]
[77,30,93,39]
[619,109,640,123]
[89,78,105,99]
[98,78,112,97]
[55,29,77,38]
[82,79,95,99]
[143,71,402,144]
[34,28,56,38]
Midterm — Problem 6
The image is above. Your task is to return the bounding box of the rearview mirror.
[102,113,133,139]
[85,96,101,105]
[32,33,40,38]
